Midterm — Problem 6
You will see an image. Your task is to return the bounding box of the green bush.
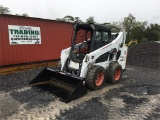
[140,37,148,43]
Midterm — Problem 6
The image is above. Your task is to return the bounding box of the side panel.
[0,15,73,67]
[118,46,128,69]
[60,47,71,70]
[80,32,127,77]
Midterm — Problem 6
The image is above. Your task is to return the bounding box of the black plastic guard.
[29,68,87,103]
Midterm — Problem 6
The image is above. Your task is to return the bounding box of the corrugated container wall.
[0,15,73,67]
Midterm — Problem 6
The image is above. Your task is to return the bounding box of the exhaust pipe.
[29,68,87,103]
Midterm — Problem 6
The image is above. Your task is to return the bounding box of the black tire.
[106,62,122,84]
[86,65,106,90]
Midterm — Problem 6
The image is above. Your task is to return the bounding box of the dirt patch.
[0,95,20,119]
[0,61,58,74]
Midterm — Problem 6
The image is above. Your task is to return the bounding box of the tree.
[86,16,96,23]
[0,5,29,16]
[55,14,160,43]
[0,5,10,14]
[74,17,82,23]
[22,13,29,17]
[56,16,83,23]
[111,22,121,32]
[15,14,21,16]
[64,15,74,22]
[144,23,160,41]
[130,21,147,42]
[56,18,64,21]
[56,15,75,22]
[122,14,136,43]
[16,13,29,17]
[101,22,121,32]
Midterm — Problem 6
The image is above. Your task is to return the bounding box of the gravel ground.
[0,42,159,120]
[56,66,160,120]
[127,42,160,70]
[0,68,43,92]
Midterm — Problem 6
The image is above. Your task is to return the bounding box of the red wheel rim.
[114,68,121,81]
[95,72,104,86]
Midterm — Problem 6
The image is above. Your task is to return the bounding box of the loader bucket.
[29,68,87,103]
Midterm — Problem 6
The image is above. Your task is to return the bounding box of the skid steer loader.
[29,23,128,103]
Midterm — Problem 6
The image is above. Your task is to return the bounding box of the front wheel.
[86,66,106,90]
[106,62,122,84]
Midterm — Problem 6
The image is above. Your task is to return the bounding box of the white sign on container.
[8,25,41,45]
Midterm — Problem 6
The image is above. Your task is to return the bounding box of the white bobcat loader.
[29,23,128,103]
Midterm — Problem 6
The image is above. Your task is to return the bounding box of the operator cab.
[70,24,111,63]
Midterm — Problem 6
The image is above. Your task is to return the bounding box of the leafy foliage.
[64,15,74,22]
[56,15,83,23]
[86,16,96,23]
[15,13,29,17]
[101,22,121,32]
[1,5,159,43]
[0,5,29,17]
[122,14,136,43]
[22,13,29,17]
[122,14,159,43]
[74,17,82,23]
[55,13,160,43]
[0,5,10,14]
[144,24,160,41]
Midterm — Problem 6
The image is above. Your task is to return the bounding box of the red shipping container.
[0,15,73,67]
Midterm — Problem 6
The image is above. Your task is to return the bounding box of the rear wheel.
[86,66,106,90]
[106,62,122,84]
